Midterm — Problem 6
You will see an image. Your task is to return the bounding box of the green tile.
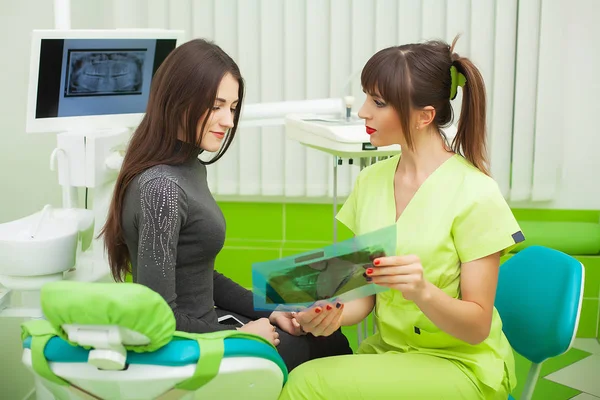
[284,203,353,242]
[512,208,600,223]
[577,299,598,338]
[341,326,358,353]
[511,377,580,400]
[224,239,282,249]
[512,349,587,399]
[219,202,283,241]
[281,250,318,260]
[284,203,335,242]
[512,221,600,255]
[215,248,280,288]
[339,313,377,353]
[281,242,329,258]
[579,256,600,297]
[539,348,590,377]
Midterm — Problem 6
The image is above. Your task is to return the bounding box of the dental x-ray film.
[252,225,396,312]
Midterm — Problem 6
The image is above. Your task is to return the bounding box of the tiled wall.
[215,202,353,289]
[574,256,600,338]
[215,202,600,339]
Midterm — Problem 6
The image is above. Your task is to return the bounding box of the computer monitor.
[26,29,184,133]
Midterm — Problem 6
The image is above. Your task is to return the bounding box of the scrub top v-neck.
[336,153,525,394]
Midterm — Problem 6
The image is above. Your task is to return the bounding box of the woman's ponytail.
[450,38,490,176]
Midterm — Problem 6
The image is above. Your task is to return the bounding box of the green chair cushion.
[40,281,176,352]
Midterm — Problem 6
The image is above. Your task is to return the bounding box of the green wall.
[215,202,600,340]
[215,202,353,288]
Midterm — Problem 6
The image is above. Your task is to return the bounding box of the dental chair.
[21,281,287,400]
[495,245,585,400]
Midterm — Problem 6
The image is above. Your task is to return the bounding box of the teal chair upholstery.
[495,246,585,400]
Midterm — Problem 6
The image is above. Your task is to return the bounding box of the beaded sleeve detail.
[137,168,185,279]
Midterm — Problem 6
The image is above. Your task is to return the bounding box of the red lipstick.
[366,126,377,135]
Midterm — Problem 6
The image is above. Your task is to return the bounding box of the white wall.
[509,0,600,210]
[0,1,56,398]
[3,0,522,206]
[0,0,598,397]
[557,0,600,210]
[5,0,597,214]
[0,2,118,397]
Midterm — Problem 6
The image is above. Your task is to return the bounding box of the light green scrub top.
[336,154,524,394]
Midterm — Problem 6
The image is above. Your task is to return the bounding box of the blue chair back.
[495,245,584,364]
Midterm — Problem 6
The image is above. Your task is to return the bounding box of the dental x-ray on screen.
[65,49,146,97]
[35,38,174,119]
[26,30,183,133]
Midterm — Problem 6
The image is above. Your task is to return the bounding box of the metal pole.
[333,156,339,243]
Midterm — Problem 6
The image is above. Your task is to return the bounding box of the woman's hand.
[238,318,280,346]
[366,255,431,302]
[269,311,305,336]
[293,301,344,337]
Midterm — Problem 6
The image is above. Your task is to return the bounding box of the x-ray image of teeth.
[264,248,387,305]
[65,50,146,96]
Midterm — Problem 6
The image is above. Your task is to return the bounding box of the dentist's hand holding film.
[365,254,428,302]
[292,301,344,337]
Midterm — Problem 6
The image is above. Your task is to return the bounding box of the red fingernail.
[373,260,380,266]
[366,268,373,275]
[315,308,321,313]
[326,305,332,310]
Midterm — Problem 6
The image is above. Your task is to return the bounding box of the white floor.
[571,394,600,400]
[545,338,600,399]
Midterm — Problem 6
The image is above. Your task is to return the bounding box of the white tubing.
[54,0,71,30]
[241,98,343,121]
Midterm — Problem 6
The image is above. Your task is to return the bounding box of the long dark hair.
[361,35,489,175]
[100,38,245,282]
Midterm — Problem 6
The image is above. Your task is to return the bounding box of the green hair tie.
[450,65,466,100]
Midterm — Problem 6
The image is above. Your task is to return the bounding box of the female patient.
[279,36,525,399]
[100,38,351,372]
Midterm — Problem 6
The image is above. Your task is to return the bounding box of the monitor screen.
[35,38,176,120]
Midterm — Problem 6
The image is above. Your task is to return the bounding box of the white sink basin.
[0,205,94,290]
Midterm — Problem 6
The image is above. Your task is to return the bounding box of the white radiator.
[109,0,521,201]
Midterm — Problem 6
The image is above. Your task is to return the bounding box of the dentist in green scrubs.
[279,36,525,400]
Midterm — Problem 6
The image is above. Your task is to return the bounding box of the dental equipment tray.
[285,113,400,158]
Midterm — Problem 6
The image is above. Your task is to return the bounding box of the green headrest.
[40,281,176,352]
